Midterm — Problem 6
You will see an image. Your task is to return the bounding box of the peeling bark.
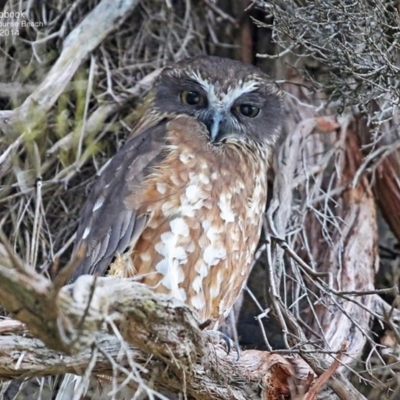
[304,128,378,366]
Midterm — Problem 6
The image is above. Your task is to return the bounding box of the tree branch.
[0,0,140,136]
[0,247,321,399]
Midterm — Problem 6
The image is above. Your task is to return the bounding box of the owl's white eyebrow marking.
[189,71,260,109]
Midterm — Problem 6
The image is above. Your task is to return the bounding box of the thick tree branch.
[0,248,320,399]
[0,329,317,400]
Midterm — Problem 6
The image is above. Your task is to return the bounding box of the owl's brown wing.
[70,121,167,282]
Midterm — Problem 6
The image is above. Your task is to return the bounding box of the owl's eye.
[180,91,205,106]
[236,104,260,118]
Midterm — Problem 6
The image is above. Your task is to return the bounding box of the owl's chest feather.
[125,130,268,324]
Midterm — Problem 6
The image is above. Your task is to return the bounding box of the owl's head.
[148,56,283,149]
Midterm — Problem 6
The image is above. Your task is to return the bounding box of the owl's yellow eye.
[237,104,260,118]
[180,91,205,106]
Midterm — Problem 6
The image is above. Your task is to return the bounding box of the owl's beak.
[205,112,225,143]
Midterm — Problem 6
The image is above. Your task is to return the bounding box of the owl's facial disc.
[153,56,282,147]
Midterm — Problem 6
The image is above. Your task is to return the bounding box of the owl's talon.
[206,331,241,361]
[223,333,241,361]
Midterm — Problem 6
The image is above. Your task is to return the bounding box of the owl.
[71,56,282,329]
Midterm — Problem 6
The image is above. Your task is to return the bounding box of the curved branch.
[0,248,319,399]
[0,0,140,136]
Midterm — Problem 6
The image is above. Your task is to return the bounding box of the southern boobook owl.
[71,56,283,329]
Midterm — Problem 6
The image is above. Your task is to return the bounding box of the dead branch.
[0,325,319,400]
[0,246,323,399]
[0,0,140,137]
